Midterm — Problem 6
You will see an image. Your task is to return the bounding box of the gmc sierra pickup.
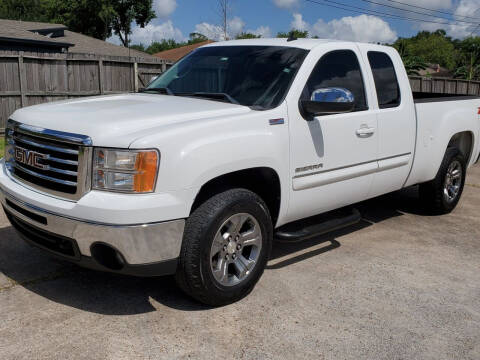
[1,39,479,305]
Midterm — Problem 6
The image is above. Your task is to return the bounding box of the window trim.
[367,51,402,110]
[300,49,370,116]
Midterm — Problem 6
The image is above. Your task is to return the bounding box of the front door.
[286,46,378,223]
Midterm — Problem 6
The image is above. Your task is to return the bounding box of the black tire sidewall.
[199,197,272,295]
[423,147,467,214]
[178,189,273,305]
[440,150,466,211]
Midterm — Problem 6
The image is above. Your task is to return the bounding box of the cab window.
[302,50,368,112]
[367,51,401,109]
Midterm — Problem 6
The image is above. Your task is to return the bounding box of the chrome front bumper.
[1,189,185,275]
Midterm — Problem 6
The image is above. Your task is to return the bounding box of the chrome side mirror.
[311,87,354,103]
[300,87,355,119]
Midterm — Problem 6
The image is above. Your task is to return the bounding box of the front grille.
[5,120,92,201]
[10,132,79,194]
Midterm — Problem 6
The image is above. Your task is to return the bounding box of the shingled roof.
[0,19,154,58]
[153,40,215,62]
[0,19,72,49]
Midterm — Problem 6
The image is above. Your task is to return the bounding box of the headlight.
[93,148,159,193]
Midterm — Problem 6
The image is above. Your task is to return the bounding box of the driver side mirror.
[300,87,355,119]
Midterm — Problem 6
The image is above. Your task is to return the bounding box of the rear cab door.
[285,42,379,223]
[357,44,416,197]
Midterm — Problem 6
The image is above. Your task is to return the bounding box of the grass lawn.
[0,138,4,156]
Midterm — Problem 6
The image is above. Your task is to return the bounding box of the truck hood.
[11,93,251,148]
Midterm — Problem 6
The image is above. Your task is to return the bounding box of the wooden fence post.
[18,51,27,106]
[98,58,104,95]
[63,57,68,95]
[133,62,139,92]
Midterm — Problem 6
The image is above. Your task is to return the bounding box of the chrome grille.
[5,120,92,201]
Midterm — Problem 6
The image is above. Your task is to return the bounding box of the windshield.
[147,45,308,110]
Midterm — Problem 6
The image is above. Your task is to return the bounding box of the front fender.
[129,104,291,224]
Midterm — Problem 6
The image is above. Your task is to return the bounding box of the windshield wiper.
[139,87,174,95]
[178,92,240,105]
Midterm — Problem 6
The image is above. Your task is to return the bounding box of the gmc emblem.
[14,146,49,170]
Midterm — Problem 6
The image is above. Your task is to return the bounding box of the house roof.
[60,30,152,57]
[153,40,215,62]
[419,64,454,78]
[0,19,72,48]
[0,19,154,58]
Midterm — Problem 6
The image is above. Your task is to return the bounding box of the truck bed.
[413,92,480,103]
[406,94,480,188]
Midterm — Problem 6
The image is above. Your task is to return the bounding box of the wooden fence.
[409,76,480,96]
[1,56,480,135]
[0,50,173,133]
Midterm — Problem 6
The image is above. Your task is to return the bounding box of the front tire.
[420,147,466,215]
[176,189,273,306]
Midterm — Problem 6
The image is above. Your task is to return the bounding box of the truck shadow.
[268,185,428,269]
[0,186,433,315]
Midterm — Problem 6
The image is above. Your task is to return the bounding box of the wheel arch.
[405,114,478,188]
[447,131,475,164]
[190,167,282,226]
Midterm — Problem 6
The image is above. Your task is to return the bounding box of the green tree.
[395,40,428,76]
[129,33,208,55]
[454,37,480,80]
[130,33,214,55]
[236,32,261,39]
[129,43,146,52]
[111,0,155,47]
[46,0,115,40]
[392,30,456,70]
[277,29,308,39]
[189,32,208,43]
[0,0,49,22]
[145,39,178,54]
[1,0,156,45]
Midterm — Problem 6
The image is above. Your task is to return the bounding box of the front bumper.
[1,189,185,276]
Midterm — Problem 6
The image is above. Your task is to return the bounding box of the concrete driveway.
[0,165,479,360]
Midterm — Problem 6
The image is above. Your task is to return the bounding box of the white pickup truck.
[1,38,479,305]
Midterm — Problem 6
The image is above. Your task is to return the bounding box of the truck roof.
[203,38,376,50]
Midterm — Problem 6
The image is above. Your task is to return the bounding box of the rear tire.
[176,189,273,306]
[419,147,466,215]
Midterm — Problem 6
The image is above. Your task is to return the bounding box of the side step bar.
[275,208,362,242]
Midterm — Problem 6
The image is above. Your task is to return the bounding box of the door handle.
[356,126,375,138]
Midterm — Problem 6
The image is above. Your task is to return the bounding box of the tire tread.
[420,147,466,215]
[176,189,272,306]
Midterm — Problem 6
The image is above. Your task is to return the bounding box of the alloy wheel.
[210,213,263,287]
[444,160,462,203]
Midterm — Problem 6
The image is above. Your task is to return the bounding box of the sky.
[107,0,480,46]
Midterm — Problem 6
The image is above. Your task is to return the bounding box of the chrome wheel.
[444,160,462,203]
[210,213,262,287]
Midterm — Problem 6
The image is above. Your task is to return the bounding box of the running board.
[275,208,362,242]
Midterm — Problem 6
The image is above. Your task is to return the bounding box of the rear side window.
[302,50,368,112]
[367,52,401,108]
